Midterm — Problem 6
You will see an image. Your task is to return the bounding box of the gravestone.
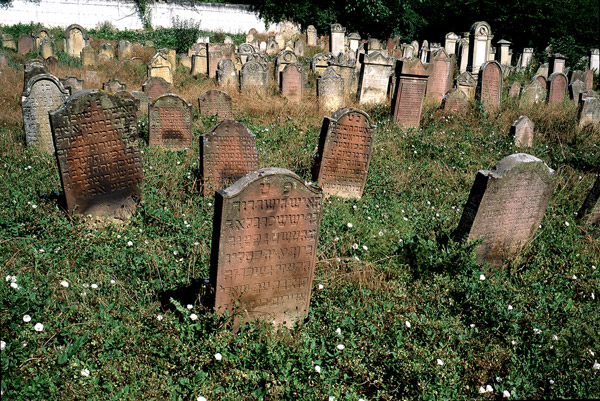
[584,68,594,90]
[427,49,454,103]
[102,78,126,94]
[22,73,69,154]
[240,61,268,94]
[578,174,600,224]
[114,90,141,116]
[357,51,394,104]
[45,56,58,73]
[275,50,298,84]
[117,40,133,59]
[330,23,346,56]
[547,72,567,104]
[148,94,193,150]
[456,72,477,99]
[511,115,534,147]
[280,63,305,102]
[33,28,52,50]
[520,79,546,106]
[330,50,357,98]
[201,120,259,196]
[17,34,34,55]
[39,38,56,59]
[467,21,493,75]
[348,33,361,53]
[159,48,177,70]
[453,153,555,267]
[477,61,502,111]
[179,54,192,70]
[457,37,469,73]
[23,63,49,91]
[198,90,233,120]
[49,90,143,220]
[445,32,459,55]
[142,76,171,100]
[391,59,430,128]
[217,58,238,89]
[210,168,323,328]
[208,44,235,79]
[313,107,375,198]
[266,36,279,56]
[400,43,415,59]
[307,25,317,46]
[60,76,84,94]
[508,81,521,97]
[236,43,256,63]
[578,97,600,128]
[0,53,8,69]
[366,39,384,54]
[275,33,285,49]
[441,89,468,114]
[131,91,151,116]
[80,46,96,67]
[148,53,173,84]
[98,43,115,60]
[318,67,345,113]
[294,38,305,57]
[311,53,330,75]
[191,46,208,76]
[64,24,89,59]
[569,80,586,104]
[521,48,533,68]
[2,34,16,51]
[532,75,547,89]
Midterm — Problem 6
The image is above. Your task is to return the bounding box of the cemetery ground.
[1,28,600,400]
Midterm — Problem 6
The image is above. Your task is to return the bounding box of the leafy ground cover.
[0,25,599,400]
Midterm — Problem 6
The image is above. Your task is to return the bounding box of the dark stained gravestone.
[280,63,305,102]
[22,73,70,154]
[577,174,600,225]
[102,78,126,94]
[201,120,259,196]
[391,59,430,128]
[312,107,376,198]
[114,90,141,117]
[131,91,151,116]
[23,63,48,92]
[210,168,323,328]
[240,60,268,94]
[441,89,468,114]
[511,115,534,147]
[547,72,567,104]
[453,153,555,267]
[142,76,171,100]
[49,90,143,220]
[17,34,34,55]
[477,61,502,111]
[148,94,193,150]
[198,90,233,120]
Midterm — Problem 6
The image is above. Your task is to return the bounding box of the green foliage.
[170,17,201,54]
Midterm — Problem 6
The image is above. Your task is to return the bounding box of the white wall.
[0,0,277,33]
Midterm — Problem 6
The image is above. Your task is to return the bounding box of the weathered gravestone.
[426,49,454,103]
[313,108,376,198]
[477,61,502,111]
[148,53,173,84]
[17,34,34,55]
[117,40,133,59]
[198,90,234,120]
[330,51,357,98]
[236,43,256,64]
[22,73,69,154]
[191,45,208,76]
[23,62,49,91]
[60,76,84,95]
[201,120,259,196]
[275,50,298,84]
[1,34,16,51]
[508,81,521,98]
[547,72,567,104]
[210,168,323,327]
[39,38,56,59]
[391,59,430,128]
[280,63,305,102]
[357,51,394,104]
[148,94,193,150]
[240,61,268,94]
[569,80,586,104]
[80,45,96,67]
[577,174,600,224]
[294,38,305,57]
[33,28,52,50]
[330,23,346,57]
[311,53,330,75]
[142,76,171,100]
[520,79,547,106]
[114,90,141,117]
[64,24,89,59]
[208,44,235,79]
[307,25,317,47]
[159,48,177,70]
[318,67,345,113]
[0,53,8,69]
[533,74,547,89]
[216,58,238,89]
[511,115,534,147]
[49,90,143,220]
[453,153,555,267]
[102,78,126,94]
[584,68,594,90]
[131,91,150,116]
[456,71,477,99]
[578,97,600,128]
[441,89,469,114]
[98,43,115,60]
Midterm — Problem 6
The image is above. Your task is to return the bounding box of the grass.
[1,25,600,400]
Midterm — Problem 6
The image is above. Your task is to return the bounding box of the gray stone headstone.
[60,75,84,95]
[578,97,600,128]
[520,80,547,106]
[240,60,267,94]
[569,80,586,104]
[511,115,534,147]
[102,78,126,94]
[217,58,238,89]
[318,67,344,113]
[357,51,394,105]
[578,174,600,225]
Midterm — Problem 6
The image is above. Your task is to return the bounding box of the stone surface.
[2,34,16,51]
[98,42,115,59]
[114,90,140,116]
[547,72,567,104]
[275,50,298,84]
[117,40,133,59]
[102,78,126,94]
[391,59,430,128]
[294,38,305,57]
[64,24,89,59]
[306,25,317,47]
[508,81,521,97]
[477,61,502,111]
[148,53,173,84]
[427,49,454,103]
[60,76,84,95]
[468,21,493,75]
[441,89,468,114]
[511,115,534,147]
[330,23,346,56]
[584,68,594,90]
[49,90,143,220]
[201,120,259,196]
[39,38,56,59]
[148,94,193,150]
[357,51,394,104]
[569,80,586,104]
[318,67,345,113]
[216,58,238,89]
[198,89,233,120]
[520,79,546,106]
[313,107,375,198]
[240,60,267,94]
[578,97,600,128]
[208,43,235,79]
[456,71,477,99]
[280,63,304,102]
[578,174,600,225]
[453,153,555,267]
[311,52,330,75]
[33,28,52,50]
[330,51,358,98]
[210,168,323,328]
[23,62,49,91]
[22,73,69,154]
[142,76,171,100]
[80,45,96,67]
[191,45,208,76]
[17,34,34,55]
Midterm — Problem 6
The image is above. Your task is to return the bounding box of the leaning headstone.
[330,23,346,56]
[313,107,376,198]
[357,51,394,105]
[148,94,193,150]
[49,90,143,220]
[547,72,567,104]
[210,167,323,328]
[142,76,171,100]
[391,59,430,128]
[80,45,96,67]
[426,48,454,103]
[280,63,305,102]
[117,40,133,59]
[477,61,502,111]
[22,73,69,154]
[216,58,238,89]
[240,60,268,94]
[102,78,126,94]
[453,154,555,267]
[307,25,317,47]
[60,76,84,94]
[441,89,468,114]
[578,97,600,128]
[64,24,89,59]
[532,74,547,89]
[569,80,586,104]
[200,120,258,196]
[511,116,534,147]
[198,89,234,120]
[318,67,345,113]
[17,34,34,55]
[520,79,546,106]
[577,174,600,224]
[148,53,173,84]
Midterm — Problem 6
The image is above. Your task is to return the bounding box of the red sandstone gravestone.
[148,94,193,150]
[49,90,143,220]
[142,76,171,100]
[280,63,304,102]
[547,72,567,104]
[210,167,323,328]
[427,48,454,103]
[391,59,429,128]
[442,89,468,114]
[313,107,376,198]
[17,34,34,55]
[198,90,234,120]
[477,61,502,111]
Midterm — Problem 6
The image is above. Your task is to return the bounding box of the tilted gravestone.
[453,153,555,267]
[357,51,394,105]
[102,78,126,94]
[201,120,259,196]
[142,76,171,100]
[477,61,502,111]
[280,63,305,102]
[318,67,344,113]
[216,58,238,89]
[578,97,600,128]
[240,61,268,94]
[511,115,534,147]
[22,73,69,154]
[441,89,468,114]
[23,62,49,91]
[532,74,547,89]
[313,107,376,198]
[198,90,233,120]
[427,48,454,104]
[49,90,143,220]
[148,94,193,150]
[520,79,546,106]
[210,167,323,328]
[547,72,567,104]
[294,38,305,57]
[577,174,600,225]
[63,24,89,59]
[391,59,430,128]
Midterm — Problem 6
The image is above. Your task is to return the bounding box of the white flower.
[549,379,555,384]
[0,340,6,351]
[10,282,19,289]
[405,321,411,328]
[214,352,222,361]
[336,344,345,350]
[347,223,353,228]
[496,377,502,383]
[197,397,207,401]
[117,235,121,239]
[31,204,37,209]
[507,305,513,310]
[127,241,133,247]
[352,243,359,250]
[590,350,595,357]
[593,265,597,270]
[190,314,198,321]
[533,328,542,334]
[485,385,493,392]
[503,390,511,398]
[362,245,368,251]
[83,283,89,288]
[552,335,558,340]
[187,304,193,310]
[378,231,384,236]
[60,280,69,288]
[81,368,90,377]
[479,387,486,394]
[565,221,570,226]
[353,205,357,209]
[23,315,31,322]
[173,251,178,256]
[479,274,486,281]
[593,362,600,370]
[318,284,324,290]
[335,327,341,335]
[592,293,595,300]
[110,280,116,284]
[329,397,335,401]
[470,324,475,328]
[436,359,444,366]
[91,284,98,289]
[34,323,44,332]
[511,340,516,345]
[5,275,15,282]
[315,365,321,373]
[157,315,163,321]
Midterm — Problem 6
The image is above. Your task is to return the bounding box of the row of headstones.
[42,89,599,327]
